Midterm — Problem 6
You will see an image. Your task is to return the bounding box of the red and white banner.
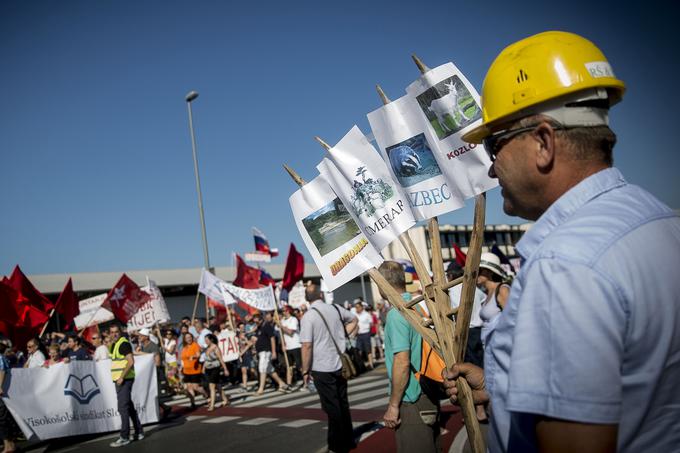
[217,329,240,362]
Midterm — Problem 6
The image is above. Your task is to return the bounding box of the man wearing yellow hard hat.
[443,31,680,452]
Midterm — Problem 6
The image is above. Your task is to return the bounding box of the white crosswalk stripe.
[279,419,320,428]
[202,416,241,424]
[238,417,278,426]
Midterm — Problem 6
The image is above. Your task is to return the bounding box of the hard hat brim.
[462,123,491,144]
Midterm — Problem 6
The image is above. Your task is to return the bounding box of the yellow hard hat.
[463,31,626,143]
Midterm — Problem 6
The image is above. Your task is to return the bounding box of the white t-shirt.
[94,345,110,361]
[449,284,487,328]
[26,350,45,368]
[280,316,301,350]
[163,338,178,364]
[356,311,373,335]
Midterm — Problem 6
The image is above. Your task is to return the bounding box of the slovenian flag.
[253,227,279,257]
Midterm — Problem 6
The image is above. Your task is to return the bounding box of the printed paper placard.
[406,62,498,199]
[367,95,465,220]
[289,175,383,291]
[318,126,416,252]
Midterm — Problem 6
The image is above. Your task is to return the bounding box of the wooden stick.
[454,194,486,362]
[367,268,440,354]
[404,276,463,308]
[39,308,56,338]
[314,136,332,151]
[272,308,290,371]
[283,164,306,186]
[429,217,486,453]
[376,84,391,105]
[411,53,431,74]
[226,305,235,331]
[190,287,201,325]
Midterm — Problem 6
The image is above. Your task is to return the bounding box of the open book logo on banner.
[64,374,101,404]
[351,166,394,216]
[416,76,481,140]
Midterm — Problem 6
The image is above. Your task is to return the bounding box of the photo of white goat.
[416,75,481,139]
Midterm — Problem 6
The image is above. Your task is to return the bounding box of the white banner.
[405,62,497,199]
[127,281,171,332]
[74,293,114,330]
[367,94,465,219]
[2,355,158,441]
[245,252,271,263]
[289,175,383,291]
[318,126,416,252]
[217,329,240,362]
[222,283,277,312]
[199,268,225,302]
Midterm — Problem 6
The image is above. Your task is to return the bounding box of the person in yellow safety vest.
[108,324,144,448]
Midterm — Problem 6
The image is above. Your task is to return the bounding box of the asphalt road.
[19,366,466,453]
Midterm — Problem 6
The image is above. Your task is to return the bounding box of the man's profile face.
[109,327,121,342]
[487,126,538,220]
[67,337,76,349]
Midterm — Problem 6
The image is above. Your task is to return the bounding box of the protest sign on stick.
[287,167,383,291]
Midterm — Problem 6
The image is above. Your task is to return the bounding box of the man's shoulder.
[535,183,676,266]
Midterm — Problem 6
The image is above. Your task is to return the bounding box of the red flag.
[55,278,80,330]
[233,254,262,289]
[282,243,304,292]
[0,281,23,338]
[104,274,150,323]
[8,265,54,313]
[20,304,50,330]
[453,244,467,266]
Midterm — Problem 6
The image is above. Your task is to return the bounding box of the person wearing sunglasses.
[92,332,109,362]
[442,31,680,453]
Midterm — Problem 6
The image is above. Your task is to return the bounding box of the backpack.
[413,338,448,402]
[408,300,448,400]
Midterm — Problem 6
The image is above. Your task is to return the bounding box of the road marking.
[202,416,241,424]
[352,396,389,409]
[186,415,207,421]
[238,417,278,425]
[237,374,386,408]
[304,387,388,409]
[270,377,388,408]
[279,419,320,428]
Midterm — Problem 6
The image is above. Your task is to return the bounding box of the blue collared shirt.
[485,168,680,452]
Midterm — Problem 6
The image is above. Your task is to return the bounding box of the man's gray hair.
[377,261,406,297]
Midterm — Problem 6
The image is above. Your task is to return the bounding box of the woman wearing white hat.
[477,252,511,346]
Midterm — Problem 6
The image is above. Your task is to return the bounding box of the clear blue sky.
[1,0,678,276]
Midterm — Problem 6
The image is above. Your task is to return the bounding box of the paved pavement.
[19,366,466,453]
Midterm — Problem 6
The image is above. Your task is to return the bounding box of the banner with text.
[217,329,240,362]
[289,175,383,291]
[3,355,158,441]
[221,283,276,312]
[74,294,114,330]
[405,62,497,200]
[367,94,465,220]
[127,281,171,332]
[318,125,415,252]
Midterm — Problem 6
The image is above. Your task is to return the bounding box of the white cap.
[138,327,152,337]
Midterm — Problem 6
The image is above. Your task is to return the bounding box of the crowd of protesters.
[0,297,388,447]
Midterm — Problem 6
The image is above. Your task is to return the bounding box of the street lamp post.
[185,90,211,272]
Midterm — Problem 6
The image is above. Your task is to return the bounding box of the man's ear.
[533,122,556,173]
